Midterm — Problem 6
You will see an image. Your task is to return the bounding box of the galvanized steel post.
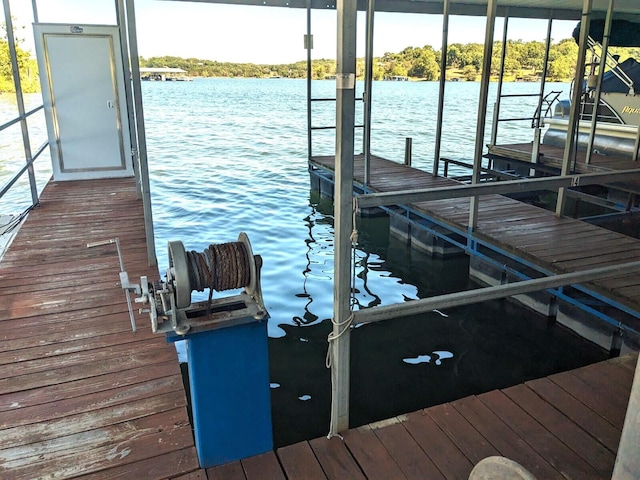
[468,0,498,232]
[363,0,375,186]
[432,0,450,178]
[125,0,157,266]
[115,0,142,196]
[532,16,554,166]
[490,11,509,146]
[556,0,592,217]
[329,0,357,437]
[585,0,615,165]
[306,0,313,161]
[3,0,38,207]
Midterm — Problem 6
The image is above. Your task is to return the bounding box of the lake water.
[0,79,607,447]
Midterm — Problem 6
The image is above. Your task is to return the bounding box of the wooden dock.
[310,154,640,325]
[0,178,202,479]
[208,353,638,480]
[1,176,638,479]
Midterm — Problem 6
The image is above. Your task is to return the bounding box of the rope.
[326,197,359,439]
[185,241,251,293]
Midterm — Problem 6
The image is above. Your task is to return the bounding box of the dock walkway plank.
[0,178,205,478]
[310,154,640,317]
[208,354,636,480]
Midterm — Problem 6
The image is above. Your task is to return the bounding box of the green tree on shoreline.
[0,23,39,93]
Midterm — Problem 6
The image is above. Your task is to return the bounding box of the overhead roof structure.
[169,0,640,22]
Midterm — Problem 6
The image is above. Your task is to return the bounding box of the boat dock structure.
[2,0,640,478]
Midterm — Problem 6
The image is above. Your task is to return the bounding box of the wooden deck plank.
[1,408,193,480]
[478,390,602,479]
[343,425,407,480]
[402,410,474,479]
[207,461,247,480]
[241,451,286,480]
[309,436,366,480]
[276,441,328,480]
[81,448,201,480]
[0,178,194,479]
[372,419,446,480]
[451,395,564,480]
[549,371,628,430]
[502,384,616,476]
[525,377,621,453]
[425,402,499,466]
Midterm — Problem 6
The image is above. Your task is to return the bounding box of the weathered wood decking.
[208,353,638,480]
[1,176,638,479]
[310,154,640,321]
[0,178,201,478]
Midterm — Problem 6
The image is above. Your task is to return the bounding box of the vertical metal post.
[306,0,313,161]
[586,0,615,164]
[432,0,450,177]
[468,0,498,231]
[31,0,39,23]
[125,0,157,266]
[612,355,640,479]
[634,126,640,162]
[531,16,554,166]
[115,0,142,196]
[556,0,592,217]
[329,0,357,437]
[363,0,375,186]
[404,137,412,166]
[4,0,38,207]
[490,11,509,146]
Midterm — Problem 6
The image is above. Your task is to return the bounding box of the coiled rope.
[185,241,252,292]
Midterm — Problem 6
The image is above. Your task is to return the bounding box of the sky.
[8,0,577,64]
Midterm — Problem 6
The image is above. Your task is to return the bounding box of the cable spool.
[167,232,258,309]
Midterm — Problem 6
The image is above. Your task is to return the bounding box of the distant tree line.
[140,40,640,82]
[0,25,39,93]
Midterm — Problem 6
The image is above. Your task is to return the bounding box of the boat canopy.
[573,19,640,47]
[599,58,640,93]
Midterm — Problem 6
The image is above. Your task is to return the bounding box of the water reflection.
[269,188,608,448]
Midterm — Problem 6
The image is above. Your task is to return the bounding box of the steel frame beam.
[356,168,640,208]
[432,0,449,178]
[329,0,357,437]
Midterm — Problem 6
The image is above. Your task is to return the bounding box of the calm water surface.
[1,79,605,446]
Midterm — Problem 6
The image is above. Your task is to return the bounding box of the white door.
[34,24,133,181]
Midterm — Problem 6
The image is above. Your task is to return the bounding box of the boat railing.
[532,90,563,128]
[587,36,635,95]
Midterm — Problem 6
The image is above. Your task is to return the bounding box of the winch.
[92,232,267,335]
[138,232,267,335]
[89,232,273,466]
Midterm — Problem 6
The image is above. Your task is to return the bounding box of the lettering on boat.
[621,105,640,115]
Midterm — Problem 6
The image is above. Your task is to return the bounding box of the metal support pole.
[329,0,357,437]
[31,0,39,23]
[404,137,412,166]
[363,0,375,186]
[432,0,450,178]
[556,0,592,217]
[115,0,142,197]
[125,0,157,266]
[306,0,313,161]
[586,0,614,165]
[531,16,554,167]
[490,11,509,146]
[613,354,640,479]
[468,0,498,231]
[4,0,38,207]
